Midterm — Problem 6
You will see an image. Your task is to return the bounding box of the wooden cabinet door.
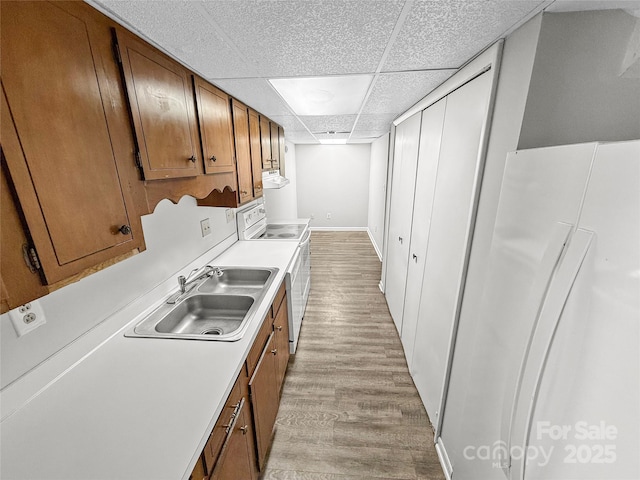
[278,126,286,177]
[231,99,254,204]
[273,298,290,393]
[270,122,280,170]
[248,109,264,198]
[210,398,256,480]
[0,1,142,285]
[116,29,200,180]
[248,332,279,470]
[193,78,235,177]
[259,116,272,170]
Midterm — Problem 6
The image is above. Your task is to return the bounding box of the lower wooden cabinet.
[248,332,280,470]
[190,279,290,478]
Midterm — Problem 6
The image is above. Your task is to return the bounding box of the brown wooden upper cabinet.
[278,126,286,177]
[248,109,264,197]
[115,29,201,180]
[0,1,144,291]
[259,116,273,170]
[231,99,254,205]
[193,78,236,177]
[269,122,280,170]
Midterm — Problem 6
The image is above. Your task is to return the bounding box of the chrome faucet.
[168,265,219,304]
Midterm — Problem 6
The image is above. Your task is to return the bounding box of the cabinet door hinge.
[113,41,122,64]
[22,244,41,273]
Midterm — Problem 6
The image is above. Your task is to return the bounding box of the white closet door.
[411,71,493,425]
[385,112,422,333]
[401,98,447,370]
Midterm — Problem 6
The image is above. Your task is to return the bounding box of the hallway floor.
[263,231,445,480]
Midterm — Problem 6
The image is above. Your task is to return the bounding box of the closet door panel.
[384,112,422,333]
[411,72,493,425]
[401,98,446,371]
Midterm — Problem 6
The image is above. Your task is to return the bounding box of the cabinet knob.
[240,425,248,435]
[398,236,403,244]
[271,349,277,355]
[241,190,248,195]
[119,225,132,235]
[209,155,217,162]
[412,253,418,262]
[276,326,282,331]
[188,155,197,163]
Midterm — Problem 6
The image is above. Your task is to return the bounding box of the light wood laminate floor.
[263,231,445,480]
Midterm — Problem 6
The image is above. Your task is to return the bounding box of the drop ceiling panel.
[363,70,456,115]
[212,79,293,117]
[353,114,396,133]
[269,115,309,132]
[96,0,256,78]
[350,132,388,141]
[201,0,405,77]
[314,132,351,140]
[382,0,543,71]
[286,131,319,144]
[299,115,358,134]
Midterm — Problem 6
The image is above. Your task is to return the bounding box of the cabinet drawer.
[202,369,245,473]
[246,311,273,378]
[272,280,286,318]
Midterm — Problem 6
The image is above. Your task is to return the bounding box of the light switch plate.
[225,209,234,223]
[200,218,211,237]
[9,300,46,337]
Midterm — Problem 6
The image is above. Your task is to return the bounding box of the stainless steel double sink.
[125,267,278,342]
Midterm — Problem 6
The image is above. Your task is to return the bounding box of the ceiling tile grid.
[201,0,405,78]
[353,113,397,133]
[268,115,309,133]
[362,70,456,115]
[382,0,544,72]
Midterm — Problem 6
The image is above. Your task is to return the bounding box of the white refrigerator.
[438,140,639,480]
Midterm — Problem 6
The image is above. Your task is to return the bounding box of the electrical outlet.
[326,212,332,220]
[9,300,46,337]
[200,218,211,237]
[225,209,234,223]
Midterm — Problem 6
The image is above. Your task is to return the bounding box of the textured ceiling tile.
[96,0,256,78]
[269,115,309,132]
[286,131,319,143]
[350,130,390,140]
[212,79,293,116]
[354,113,396,132]
[299,115,358,134]
[201,0,405,77]
[383,0,543,71]
[314,132,351,140]
[363,70,455,114]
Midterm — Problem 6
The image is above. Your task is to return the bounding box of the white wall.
[519,10,640,148]
[295,144,371,229]
[367,134,389,259]
[0,198,237,388]
[264,141,298,221]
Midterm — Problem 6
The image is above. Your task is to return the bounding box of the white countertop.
[0,240,298,480]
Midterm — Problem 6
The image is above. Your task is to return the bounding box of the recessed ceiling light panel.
[270,75,373,116]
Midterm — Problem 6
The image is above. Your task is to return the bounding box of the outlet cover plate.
[9,300,46,337]
[225,209,234,223]
[200,218,211,237]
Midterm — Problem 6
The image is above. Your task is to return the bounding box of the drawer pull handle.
[271,349,277,355]
[240,425,248,435]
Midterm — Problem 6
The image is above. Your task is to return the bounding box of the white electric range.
[237,204,310,354]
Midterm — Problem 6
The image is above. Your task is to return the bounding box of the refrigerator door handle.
[499,222,574,476]
[509,228,594,480]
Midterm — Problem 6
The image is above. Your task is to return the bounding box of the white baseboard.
[378,281,385,293]
[309,227,368,231]
[435,438,453,480]
[366,228,383,261]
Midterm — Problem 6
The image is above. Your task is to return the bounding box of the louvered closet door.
[384,112,422,333]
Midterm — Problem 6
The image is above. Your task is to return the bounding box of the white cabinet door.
[411,71,493,425]
[385,112,422,333]
[401,98,447,371]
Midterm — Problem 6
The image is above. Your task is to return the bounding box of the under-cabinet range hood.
[262,169,290,189]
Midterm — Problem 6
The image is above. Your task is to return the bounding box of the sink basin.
[198,268,273,294]
[155,295,254,336]
[125,266,278,341]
